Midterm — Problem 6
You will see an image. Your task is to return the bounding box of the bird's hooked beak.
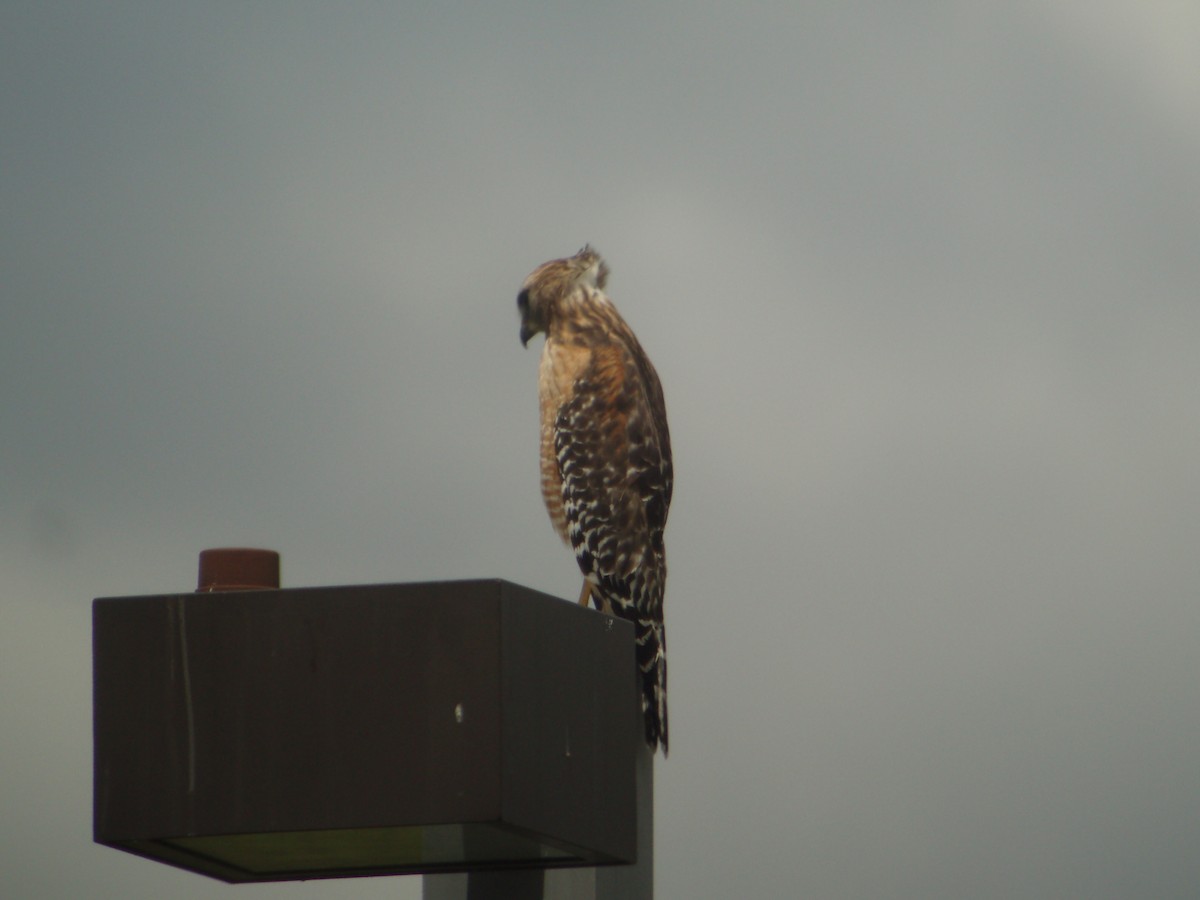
[517,287,536,347]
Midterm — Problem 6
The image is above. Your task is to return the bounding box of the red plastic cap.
[197,548,281,592]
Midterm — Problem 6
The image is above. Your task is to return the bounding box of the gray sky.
[3,2,1199,897]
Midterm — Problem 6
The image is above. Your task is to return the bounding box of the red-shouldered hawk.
[518,246,673,755]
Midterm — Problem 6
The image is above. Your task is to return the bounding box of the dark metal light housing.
[92,579,638,883]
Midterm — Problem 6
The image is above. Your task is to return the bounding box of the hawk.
[517,246,673,754]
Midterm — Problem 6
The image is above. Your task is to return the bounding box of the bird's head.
[518,245,609,347]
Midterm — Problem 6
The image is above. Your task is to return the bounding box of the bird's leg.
[579,581,614,616]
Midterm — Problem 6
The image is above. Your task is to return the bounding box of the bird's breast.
[538,338,591,544]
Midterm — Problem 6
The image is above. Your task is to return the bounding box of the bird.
[517,246,673,754]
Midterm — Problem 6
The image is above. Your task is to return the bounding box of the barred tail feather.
[635,618,668,755]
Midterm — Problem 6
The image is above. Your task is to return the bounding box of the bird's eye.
[517,289,530,311]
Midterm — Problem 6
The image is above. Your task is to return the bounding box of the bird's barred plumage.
[518,247,673,754]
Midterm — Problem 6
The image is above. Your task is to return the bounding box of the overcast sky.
[3,2,1199,898]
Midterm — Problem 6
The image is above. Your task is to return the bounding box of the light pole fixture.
[93,567,639,883]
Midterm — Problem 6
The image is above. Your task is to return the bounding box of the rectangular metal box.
[92,579,638,882]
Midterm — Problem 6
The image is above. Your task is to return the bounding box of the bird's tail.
[635,618,668,755]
